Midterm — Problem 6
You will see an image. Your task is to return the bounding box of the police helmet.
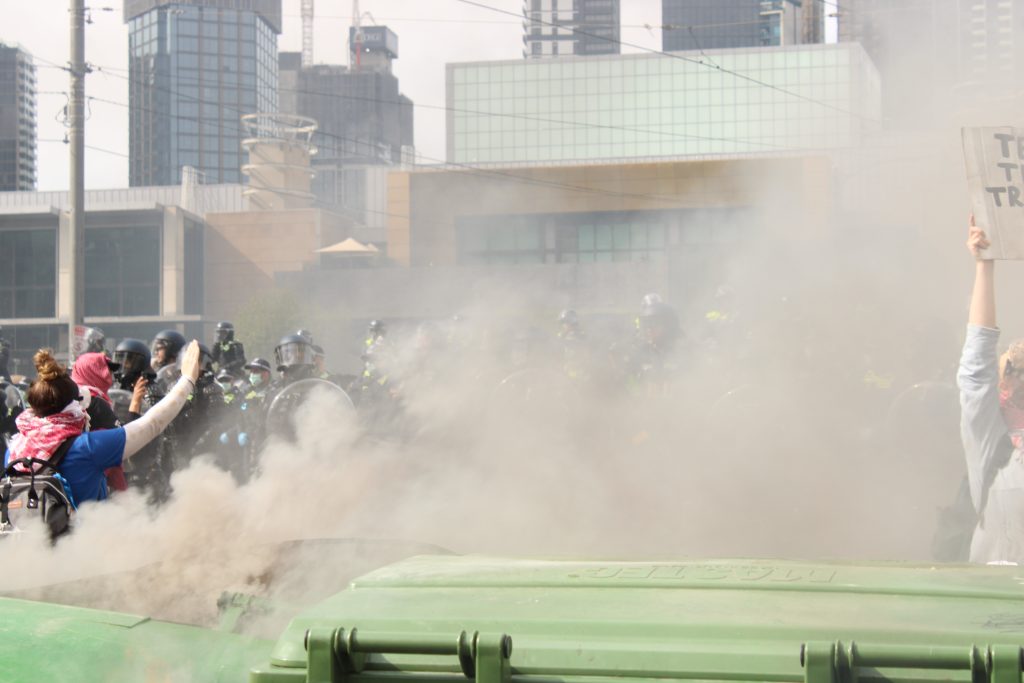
[312,344,325,360]
[83,326,106,354]
[296,329,314,343]
[368,320,386,336]
[113,338,151,378]
[244,357,272,374]
[641,293,664,308]
[274,334,315,371]
[558,309,579,327]
[151,330,187,366]
[215,321,235,342]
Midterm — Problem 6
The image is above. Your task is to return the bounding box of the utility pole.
[68,0,85,354]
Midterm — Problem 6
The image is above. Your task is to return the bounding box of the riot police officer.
[126,329,187,501]
[112,338,152,391]
[150,329,188,390]
[211,322,246,378]
[83,326,106,355]
[630,299,681,395]
[556,309,589,381]
[365,320,386,353]
[558,309,584,341]
[0,326,11,382]
[273,333,317,386]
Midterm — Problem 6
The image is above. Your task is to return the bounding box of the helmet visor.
[275,341,313,369]
[113,351,147,376]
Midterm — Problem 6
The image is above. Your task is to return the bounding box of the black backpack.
[0,436,78,541]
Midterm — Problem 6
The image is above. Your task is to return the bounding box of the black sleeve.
[87,398,121,430]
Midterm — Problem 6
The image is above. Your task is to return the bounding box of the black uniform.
[0,334,11,382]
[212,322,247,377]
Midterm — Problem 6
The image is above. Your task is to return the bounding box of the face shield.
[113,351,148,378]
[275,341,314,370]
[151,341,169,370]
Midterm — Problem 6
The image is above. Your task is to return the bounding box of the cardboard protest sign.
[963,126,1024,259]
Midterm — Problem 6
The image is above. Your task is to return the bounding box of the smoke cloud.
[6,8,1024,643]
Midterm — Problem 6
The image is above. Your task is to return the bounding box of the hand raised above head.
[967,214,992,260]
[180,340,202,384]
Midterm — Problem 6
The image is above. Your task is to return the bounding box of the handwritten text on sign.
[963,126,1024,259]
[985,133,1024,208]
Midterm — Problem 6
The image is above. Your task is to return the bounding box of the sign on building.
[963,126,1024,258]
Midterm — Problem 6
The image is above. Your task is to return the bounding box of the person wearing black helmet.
[558,309,583,341]
[273,333,317,386]
[556,309,592,382]
[83,326,106,356]
[151,329,187,375]
[112,339,153,391]
[630,299,682,395]
[365,320,386,352]
[211,321,247,378]
[0,326,11,382]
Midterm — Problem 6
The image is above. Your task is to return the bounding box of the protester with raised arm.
[959,216,1024,563]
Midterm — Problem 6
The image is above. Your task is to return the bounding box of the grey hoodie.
[958,324,1024,563]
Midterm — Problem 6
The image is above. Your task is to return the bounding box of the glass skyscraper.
[523,0,621,58]
[0,43,37,191]
[447,43,880,165]
[662,0,820,52]
[123,0,282,186]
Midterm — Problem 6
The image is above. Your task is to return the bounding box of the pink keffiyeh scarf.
[1000,387,1024,450]
[7,402,88,471]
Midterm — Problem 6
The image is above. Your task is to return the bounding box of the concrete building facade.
[0,43,37,192]
[0,184,349,368]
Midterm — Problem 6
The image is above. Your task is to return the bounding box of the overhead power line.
[456,0,879,123]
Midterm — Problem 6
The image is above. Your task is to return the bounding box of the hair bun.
[33,349,66,382]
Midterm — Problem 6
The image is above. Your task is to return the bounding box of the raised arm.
[959,216,1008,512]
[967,215,996,329]
[122,340,201,460]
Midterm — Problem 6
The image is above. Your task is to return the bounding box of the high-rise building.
[955,0,1024,85]
[662,0,821,52]
[0,43,37,192]
[523,0,621,58]
[279,26,413,236]
[123,0,282,187]
[836,0,1024,122]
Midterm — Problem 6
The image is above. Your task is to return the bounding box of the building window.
[0,228,56,318]
[84,224,161,317]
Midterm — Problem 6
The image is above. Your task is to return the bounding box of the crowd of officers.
[0,294,682,501]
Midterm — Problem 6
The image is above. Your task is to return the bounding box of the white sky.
[2,0,837,191]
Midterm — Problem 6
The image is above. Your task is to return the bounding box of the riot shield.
[265,378,355,442]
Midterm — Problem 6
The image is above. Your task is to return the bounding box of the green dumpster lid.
[262,556,1024,683]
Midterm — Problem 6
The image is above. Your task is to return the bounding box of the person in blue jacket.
[5,340,202,504]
